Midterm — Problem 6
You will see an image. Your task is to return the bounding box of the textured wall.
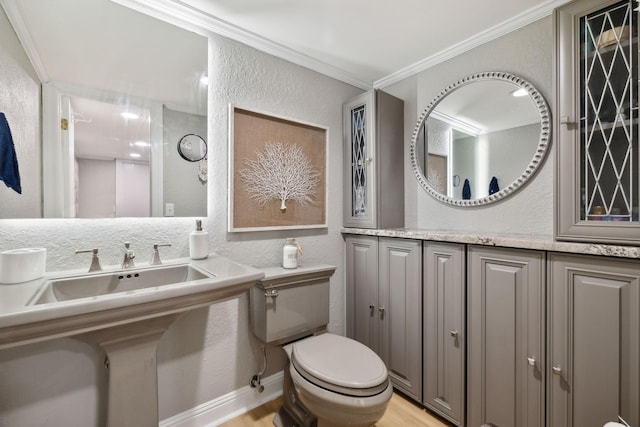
[0,6,41,218]
[392,17,554,236]
[0,33,361,425]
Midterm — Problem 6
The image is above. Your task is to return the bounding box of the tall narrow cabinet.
[343,90,404,228]
[556,0,640,244]
[467,246,545,427]
[345,235,422,401]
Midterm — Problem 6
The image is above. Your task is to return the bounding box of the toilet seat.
[290,334,388,397]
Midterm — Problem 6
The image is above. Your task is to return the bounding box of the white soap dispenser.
[189,219,208,260]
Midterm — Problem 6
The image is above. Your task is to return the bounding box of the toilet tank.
[250,264,336,344]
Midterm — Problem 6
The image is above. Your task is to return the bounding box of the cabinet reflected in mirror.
[0,0,208,219]
[411,72,551,206]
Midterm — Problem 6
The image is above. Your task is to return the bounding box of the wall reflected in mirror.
[0,0,208,219]
[412,73,550,206]
[417,116,540,200]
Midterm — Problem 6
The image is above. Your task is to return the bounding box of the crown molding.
[374,0,573,89]
[0,0,49,83]
[113,0,373,90]
[430,110,482,137]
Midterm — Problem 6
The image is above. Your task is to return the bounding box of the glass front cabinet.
[343,90,404,229]
[556,0,640,244]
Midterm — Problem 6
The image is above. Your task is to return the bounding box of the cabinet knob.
[552,365,563,376]
[560,116,573,124]
[378,306,385,318]
[527,357,536,367]
[369,305,375,315]
[450,330,459,338]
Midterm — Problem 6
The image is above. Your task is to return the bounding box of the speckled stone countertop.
[341,228,640,260]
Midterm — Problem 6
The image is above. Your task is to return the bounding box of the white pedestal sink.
[0,255,264,427]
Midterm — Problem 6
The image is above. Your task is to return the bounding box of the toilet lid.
[291,334,388,397]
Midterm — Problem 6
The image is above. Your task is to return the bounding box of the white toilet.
[250,264,393,427]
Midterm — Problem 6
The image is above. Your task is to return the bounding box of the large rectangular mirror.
[0,0,208,218]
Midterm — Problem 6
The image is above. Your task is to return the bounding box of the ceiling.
[174,0,571,88]
[4,0,572,94]
[5,0,573,95]
[3,0,570,160]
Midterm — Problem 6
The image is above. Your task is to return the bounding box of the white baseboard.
[160,371,284,427]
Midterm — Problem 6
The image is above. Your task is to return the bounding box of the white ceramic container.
[0,248,47,284]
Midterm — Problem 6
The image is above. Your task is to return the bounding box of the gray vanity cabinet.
[548,253,640,427]
[555,0,640,244]
[467,246,545,427]
[423,242,465,426]
[345,235,422,401]
[343,90,404,229]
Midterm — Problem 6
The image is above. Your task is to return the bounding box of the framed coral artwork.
[228,105,328,232]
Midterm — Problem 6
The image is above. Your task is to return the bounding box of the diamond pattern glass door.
[351,105,368,217]
[580,0,639,222]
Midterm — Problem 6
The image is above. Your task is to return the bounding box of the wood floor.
[219,392,454,427]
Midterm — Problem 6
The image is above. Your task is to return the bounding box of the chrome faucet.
[76,248,101,272]
[150,243,171,265]
[121,242,135,269]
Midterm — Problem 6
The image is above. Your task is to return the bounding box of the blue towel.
[489,176,500,195]
[462,178,471,200]
[0,113,21,194]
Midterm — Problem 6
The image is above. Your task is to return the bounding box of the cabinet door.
[345,235,379,352]
[343,92,377,228]
[468,246,545,427]
[423,242,465,426]
[548,253,640,427]
[556,0,640,244]
[378,238,422,401]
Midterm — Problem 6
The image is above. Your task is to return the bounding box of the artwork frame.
[228,105,328,232]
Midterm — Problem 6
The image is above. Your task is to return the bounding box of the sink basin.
[31,264,211,304]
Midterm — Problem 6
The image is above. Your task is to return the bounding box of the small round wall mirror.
[177,134,207,162]
[410,71,551,206]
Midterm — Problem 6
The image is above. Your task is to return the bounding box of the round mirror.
[177,134,207,162]
[410,71,551,206]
